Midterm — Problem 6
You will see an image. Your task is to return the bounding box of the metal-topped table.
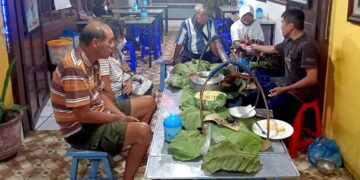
[219,5,239,28]
[145,87,300,179]
[112,5,168,35]
[219,5,240,14]
[122,17,157,67]
[76,17,157,67]
[112,9,164,41]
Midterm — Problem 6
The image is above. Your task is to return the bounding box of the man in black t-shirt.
[249,9,319,123]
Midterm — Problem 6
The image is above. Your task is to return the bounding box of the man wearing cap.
[172,4,228,63]
[230,5,264,50]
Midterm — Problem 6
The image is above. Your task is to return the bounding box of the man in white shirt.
[230,5,264,50]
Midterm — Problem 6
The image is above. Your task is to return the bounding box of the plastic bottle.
[237,0,244,9]
[163,114,183,142]
[142,0,148,6]
[240,57,250,69]
[141,8,148,19]
[132,2,138,11]
[256,8,264,20]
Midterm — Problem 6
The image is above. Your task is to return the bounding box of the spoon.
[255,121,266,135]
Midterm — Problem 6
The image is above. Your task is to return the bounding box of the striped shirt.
[99,57,131,97]
[50,48,110,137]
[175,17,216,54]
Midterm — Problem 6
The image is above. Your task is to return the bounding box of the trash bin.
[59,28,79,48]
[47,39,73,65]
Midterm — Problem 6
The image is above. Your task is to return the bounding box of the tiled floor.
[0,31,354,179]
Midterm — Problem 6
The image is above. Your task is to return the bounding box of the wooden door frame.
[6,0,31,134]
[316,0,332,111]
[6,0,51,134]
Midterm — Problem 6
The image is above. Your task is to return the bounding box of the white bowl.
[229,105,256,118]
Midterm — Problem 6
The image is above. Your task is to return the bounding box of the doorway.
[6,0,50,134]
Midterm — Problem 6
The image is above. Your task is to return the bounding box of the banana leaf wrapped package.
[166,74,188,89]
[168,59,212,89]
[194,91,227,110]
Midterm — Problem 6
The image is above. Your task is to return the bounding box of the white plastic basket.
[47,39,73,65]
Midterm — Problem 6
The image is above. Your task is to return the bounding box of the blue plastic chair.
[214,18,231,34]
[66,148,114,180]
[220,33,232,56]
[122,41,137,72]
[140,17,162,60]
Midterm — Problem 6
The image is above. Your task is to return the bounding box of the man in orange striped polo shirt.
[50,21,151,180]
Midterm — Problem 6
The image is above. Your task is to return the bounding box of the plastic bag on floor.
[308,136,343,167]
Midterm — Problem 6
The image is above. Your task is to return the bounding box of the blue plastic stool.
[122,41,137,72]
[66,148,114,180]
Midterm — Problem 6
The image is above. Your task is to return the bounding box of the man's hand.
[268,86,286,97]
[120,115,140,122]
[122,79,133,95]
[251,43,259,51]
[170,56,179,64]
[121,62,131,72]
[233,41,242,49]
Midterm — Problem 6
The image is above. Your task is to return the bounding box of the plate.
[252,119,294,139]
[229,105,256,118]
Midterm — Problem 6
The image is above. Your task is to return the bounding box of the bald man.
[50,21,151,180]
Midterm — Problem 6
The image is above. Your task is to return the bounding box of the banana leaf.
[180,87,230,130]
[210,63,229,75]
[179,86,195,111]
[210,123,261,153]
[179,107,230,131]
[185,59,211,72]
[250,54,284,70]
[168,130,205,161]
[179,109,209,131]
[202,140,261,173]
[225,78,247,100]
[171,63,193,76]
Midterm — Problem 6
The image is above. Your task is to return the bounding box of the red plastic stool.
[288,100,322,158]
